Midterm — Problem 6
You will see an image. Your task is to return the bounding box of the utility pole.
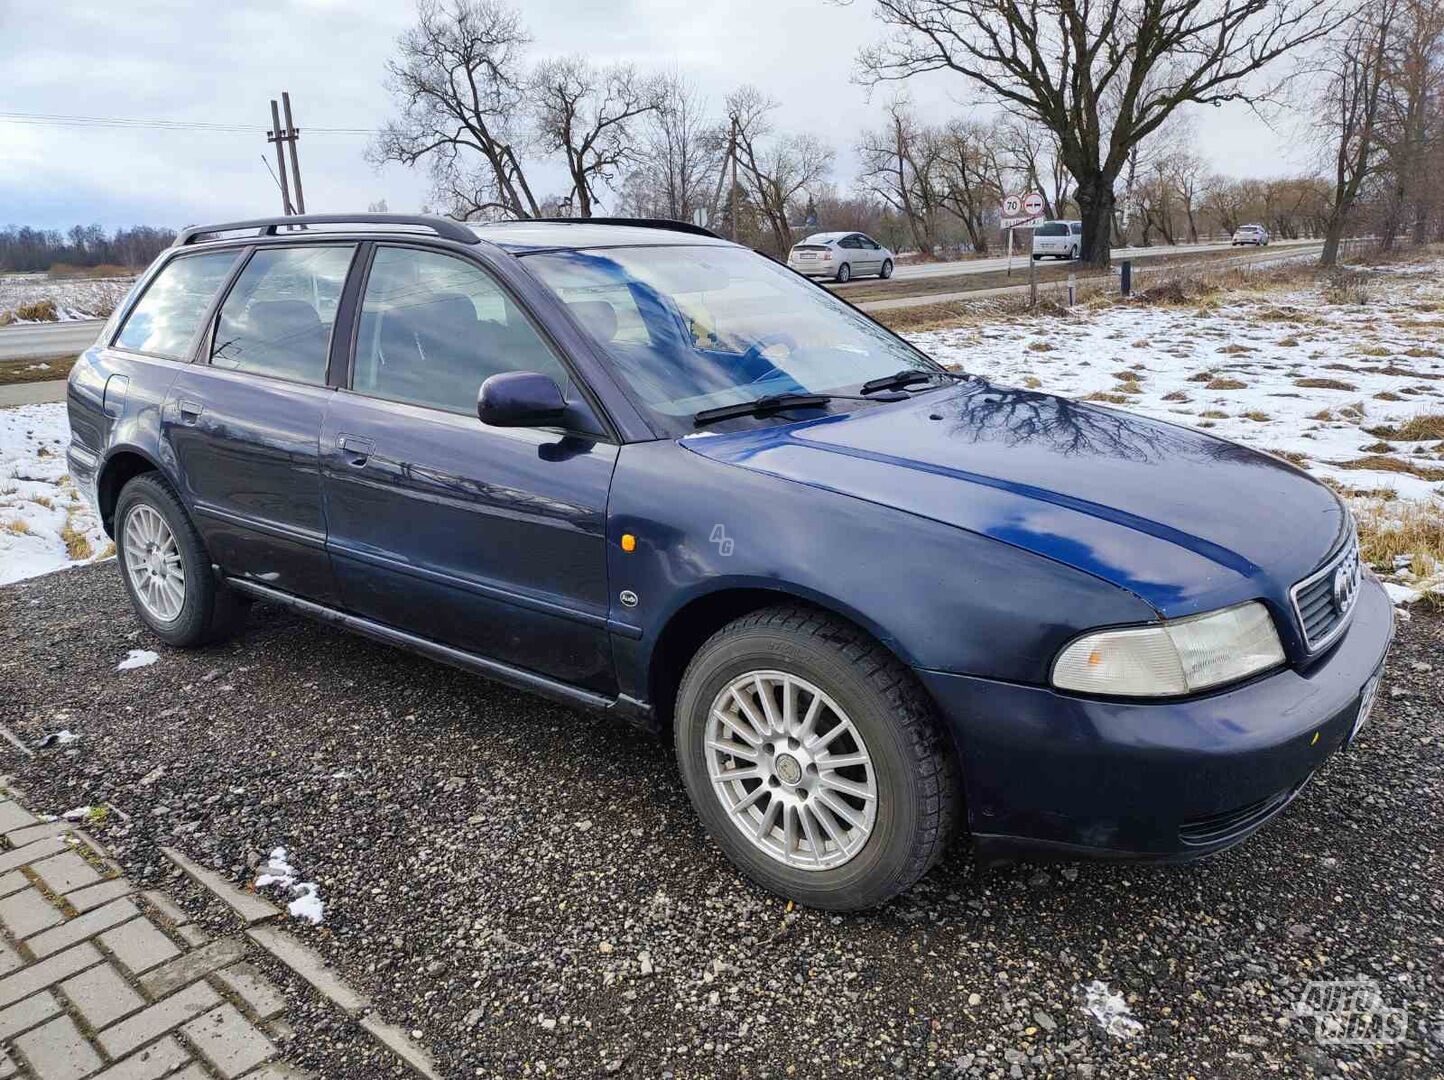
[281,92,306,215]
[265,92,306,216]
[267,99,294,216]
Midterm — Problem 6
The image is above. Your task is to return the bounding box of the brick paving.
[0,799,306,1079]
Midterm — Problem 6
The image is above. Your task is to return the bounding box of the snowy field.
[0,272,134,321]
[0,404,109,584]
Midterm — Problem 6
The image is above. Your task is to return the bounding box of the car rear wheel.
[835,262,851,283]
[115,474,248,648]
[879,259,893,279]
[675,605,958,910]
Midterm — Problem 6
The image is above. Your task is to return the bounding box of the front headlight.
[1051,601,1285,697]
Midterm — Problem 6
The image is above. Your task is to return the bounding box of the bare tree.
[858,0,1342,267]
[1378,0,1444,247]
[372,0,541,220]
[530,57,657,217]
[995,116,1069,219]
[856,100,943,256]
[1170,149,1210,242]
[935,119,1004,253]
[1317,0,1400,264]
[728,87,836,256]
[617,73,728,223]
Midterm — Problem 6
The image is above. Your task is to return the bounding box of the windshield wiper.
[860,368,967,395]
[693,393,833,426]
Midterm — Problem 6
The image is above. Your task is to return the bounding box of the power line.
[0,110,372,135]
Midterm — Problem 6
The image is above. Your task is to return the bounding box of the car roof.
[471,220,733,253]
[800,232,851,244]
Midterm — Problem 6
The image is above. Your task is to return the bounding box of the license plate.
[1346,670,1383,747]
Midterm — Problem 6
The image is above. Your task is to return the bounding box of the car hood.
[681,381,1347,616]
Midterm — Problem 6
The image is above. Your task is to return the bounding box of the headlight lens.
[1052,601,1285,697]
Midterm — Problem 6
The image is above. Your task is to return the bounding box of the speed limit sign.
[1022,192,1045,217]
[1001,194,1022,216]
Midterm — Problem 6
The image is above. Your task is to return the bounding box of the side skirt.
[225,577,657,730]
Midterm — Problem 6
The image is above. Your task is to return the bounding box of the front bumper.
[918,577,1394,861]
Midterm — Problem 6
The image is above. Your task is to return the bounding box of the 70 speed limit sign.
[1002,194,1023,216]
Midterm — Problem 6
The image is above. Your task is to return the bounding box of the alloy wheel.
[705,670,877,871]
[122,504,186,622]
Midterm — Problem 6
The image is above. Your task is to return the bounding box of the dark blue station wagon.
[68,214,1393,910]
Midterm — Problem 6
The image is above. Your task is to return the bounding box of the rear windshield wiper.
[860,368,967,395]
[693,393,833,426]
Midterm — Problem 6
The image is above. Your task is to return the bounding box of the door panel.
[161,244,355,604]
[164,367,337,602]
[321,395,618,690]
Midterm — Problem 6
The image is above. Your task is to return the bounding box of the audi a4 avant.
[68,214,1392,910]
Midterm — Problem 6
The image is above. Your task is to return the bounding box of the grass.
[1366,413,1444,441]
[2,518,33,536]
[1200,409,1230,419]
[1334,454,1444,481]
[1294,377,1358,391]
[1081,391,1131,405]
[1355,498,1444,582]
[1241,410,1272,422]
[1026,341,1056,352]
[1205,377,1249,390]
[60,514,93,560]
[1266,448,1309,466]
[0,355,74,387]
[1161,390,1189,402]
[1277,337,1300,347]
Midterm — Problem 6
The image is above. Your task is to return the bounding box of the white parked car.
[787,232,894,283]
[1031,220,1083,260]
[1231,224,1271,246]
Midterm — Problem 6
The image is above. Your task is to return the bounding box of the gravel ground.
[2,563,1440,1079]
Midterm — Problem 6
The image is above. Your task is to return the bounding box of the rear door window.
[113,252,238,360]
[209,245,355,385]
[351,246,569,415]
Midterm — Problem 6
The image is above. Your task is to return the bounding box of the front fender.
[606,441,1156,701]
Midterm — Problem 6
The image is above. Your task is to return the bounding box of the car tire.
[835,263,851,283]
[879,259,893,279]
[114,473,248,648]
[1070,246,1079,260]
[674,605,959,911]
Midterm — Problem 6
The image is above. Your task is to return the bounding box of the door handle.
[337,433,375,467]
[178,400,204,424]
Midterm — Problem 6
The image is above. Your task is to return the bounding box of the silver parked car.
[1231,224,1270,246]
[1031,220,1083,260]
[787,232,894,283]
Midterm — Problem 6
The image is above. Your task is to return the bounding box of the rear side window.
[352,246,568,415]
[113,253,237,359]
[1070,223,1083,235]
[210,246,355,385]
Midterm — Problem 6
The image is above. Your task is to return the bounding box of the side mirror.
[477,371,568,427]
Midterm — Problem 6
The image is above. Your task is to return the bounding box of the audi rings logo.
[1332,548,1360,616]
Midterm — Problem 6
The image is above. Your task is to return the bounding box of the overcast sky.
[1,0,1316,232]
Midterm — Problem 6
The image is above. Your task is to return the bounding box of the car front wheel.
[879,259,893,279]
[675,606,958,910]
[115,473,247,648]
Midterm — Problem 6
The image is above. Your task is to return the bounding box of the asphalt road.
[2,562,1439,1079]
[0,319,103,360]
[834,238,1324,287]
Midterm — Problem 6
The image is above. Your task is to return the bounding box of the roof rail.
[517,216,722,239]
[174,213,479,247]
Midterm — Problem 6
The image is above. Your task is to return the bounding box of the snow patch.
[36,730,80,749]
[116,649,159,671]
[254,847,325,924]
[1079,980,1144,1039]
[1,404,109,584]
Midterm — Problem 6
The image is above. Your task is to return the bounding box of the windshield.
[521,244,943,434]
